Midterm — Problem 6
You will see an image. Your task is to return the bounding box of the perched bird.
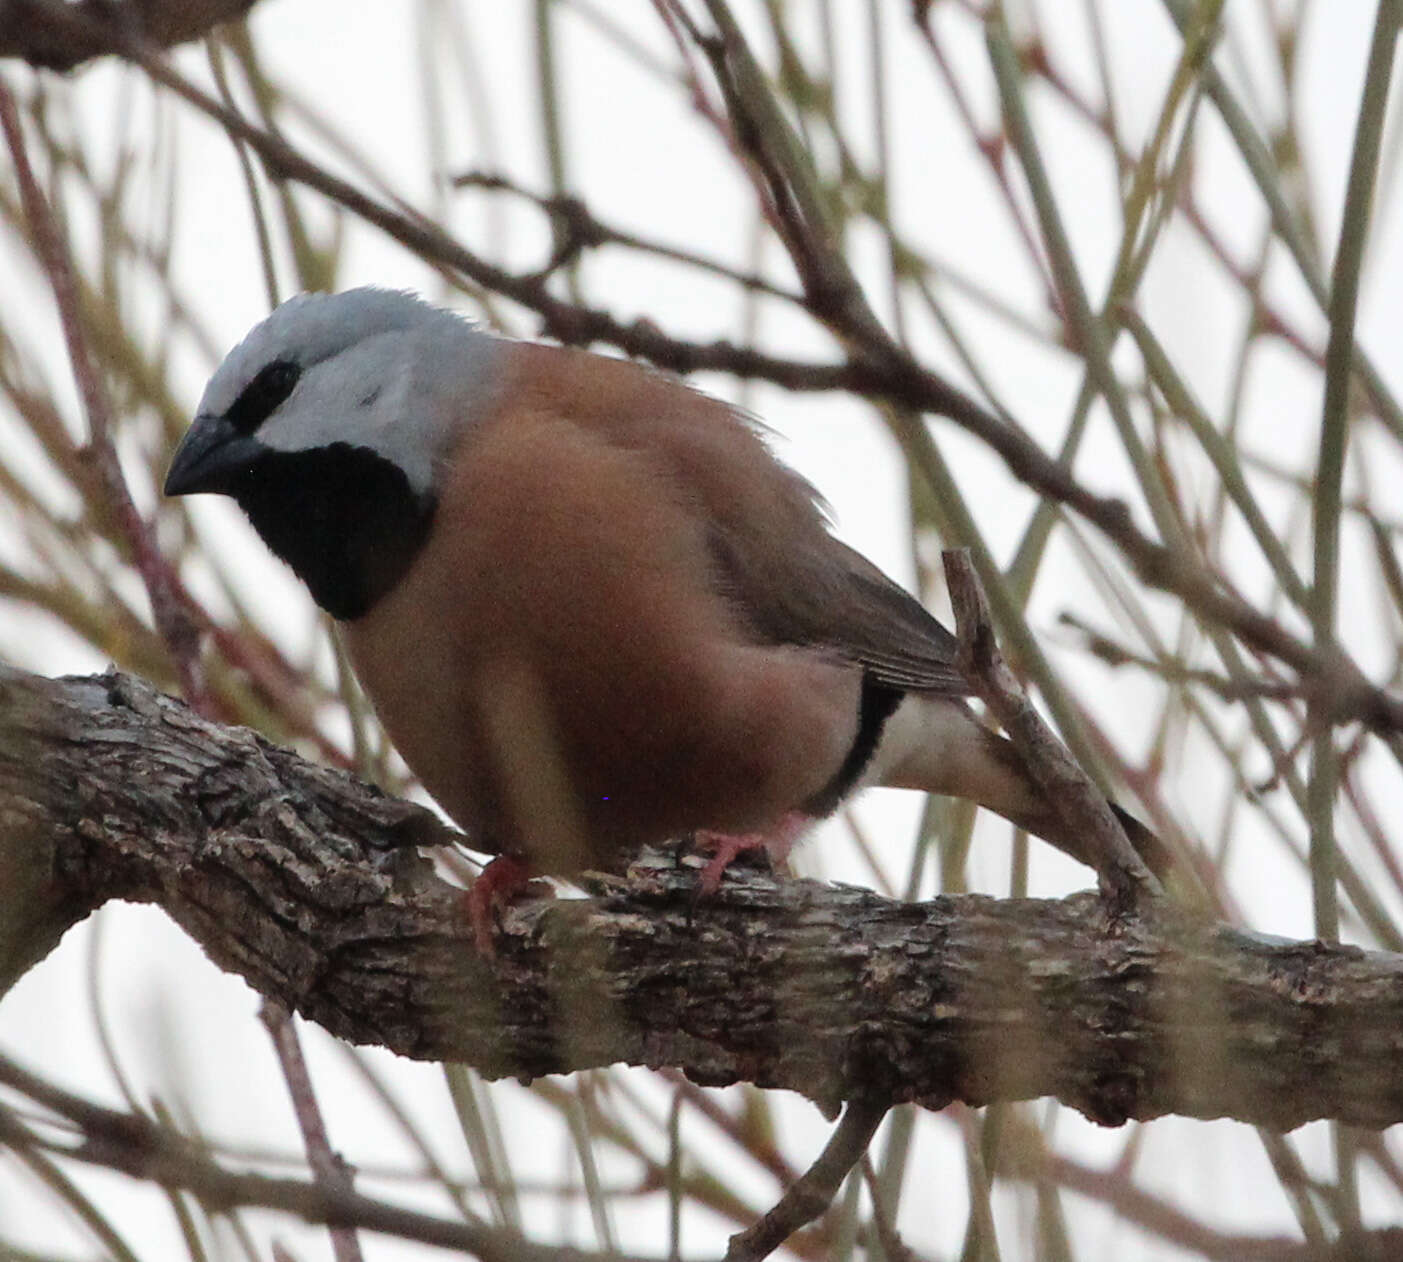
[165,288,1167,945]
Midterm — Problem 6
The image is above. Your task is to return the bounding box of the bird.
[164,287,1169,947]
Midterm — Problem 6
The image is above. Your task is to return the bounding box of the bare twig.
[260,1002,365,1262]
[1307,0,1402,942]
[723,1098,888,1262]
[858,1154,918,1262]
[8,0,1403,742]
[1058,612,1303,704]
[0,1070,639,1262]
[451,170,801,300]
[943,549,1159,913]
[0,78,209,713]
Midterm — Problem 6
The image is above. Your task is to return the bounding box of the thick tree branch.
[1,666,1401,1131]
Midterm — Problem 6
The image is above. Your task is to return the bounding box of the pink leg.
[693,811,812,895]
[463,853,547,955]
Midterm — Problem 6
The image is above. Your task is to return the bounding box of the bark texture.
[1,666,1401,1131]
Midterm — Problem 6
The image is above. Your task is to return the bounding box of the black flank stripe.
[801,674,904,818]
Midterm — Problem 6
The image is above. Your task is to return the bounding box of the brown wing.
[507,341,972,696]
[706,520,970,695]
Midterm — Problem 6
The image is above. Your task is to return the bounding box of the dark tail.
[975,730,1176,883]
[1108,803,1176,882]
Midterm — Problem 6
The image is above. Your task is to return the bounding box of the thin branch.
[451,170,802,300]
[8,0,1403,741]
[0,1084,638,1262]
[1058,612,1303,705]
[723,1098,887,1262]
[1308,0,1402,941]
[260,1002,365,1262]
[943,549,1159,913]
[0,78,209,712]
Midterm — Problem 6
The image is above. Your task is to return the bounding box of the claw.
[463,853,545,954]
[692,811,811,896]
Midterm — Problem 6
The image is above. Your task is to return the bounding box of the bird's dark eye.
[227,359,302,434]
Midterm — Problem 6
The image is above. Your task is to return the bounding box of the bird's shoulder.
[478,342,970,696]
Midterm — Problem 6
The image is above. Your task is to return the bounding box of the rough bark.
[0,666,1400,1131]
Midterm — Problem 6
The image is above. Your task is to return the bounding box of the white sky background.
[2,1,1402,1258]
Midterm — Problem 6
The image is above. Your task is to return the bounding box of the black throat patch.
[228,441,436,621]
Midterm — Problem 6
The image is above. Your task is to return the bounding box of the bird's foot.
[693,811,811,895]
[463,853,551,954]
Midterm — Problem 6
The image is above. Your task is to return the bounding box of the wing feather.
[507,342,972,697]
